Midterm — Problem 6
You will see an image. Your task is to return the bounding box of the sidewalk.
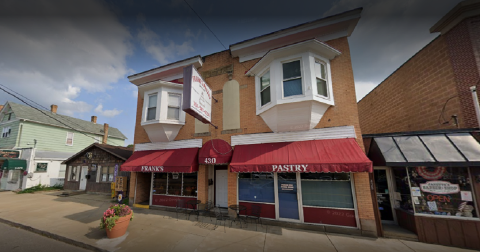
[0,191,474,252]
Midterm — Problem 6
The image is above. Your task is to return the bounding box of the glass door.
[277,173,299,220]
[374,169,394,222]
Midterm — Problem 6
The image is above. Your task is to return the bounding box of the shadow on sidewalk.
[64,208,104,224]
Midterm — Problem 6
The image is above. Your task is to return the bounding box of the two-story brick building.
[123,8,378,236]
[358,0,480,249]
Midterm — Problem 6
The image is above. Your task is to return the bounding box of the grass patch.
[17,184,63,194]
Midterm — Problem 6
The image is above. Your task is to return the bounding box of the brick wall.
[129,172,150,204]
[197,165,208,203]
[358,36,462,134]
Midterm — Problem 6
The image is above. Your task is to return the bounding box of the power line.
[0,85,124,147]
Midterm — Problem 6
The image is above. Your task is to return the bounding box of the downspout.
[16,121,23,147]
[470,86,480,128]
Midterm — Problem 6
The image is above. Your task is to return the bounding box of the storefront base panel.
[415,215,480,250]
[303,207,356,227]
[395,209,417,234]
[151,195,196,208]
[238,201,275,219]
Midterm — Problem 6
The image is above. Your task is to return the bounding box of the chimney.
[51,104,58,114]
[102,123,109,144]
[91,116,97,124]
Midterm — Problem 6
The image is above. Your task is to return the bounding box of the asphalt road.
[0,222,91,252]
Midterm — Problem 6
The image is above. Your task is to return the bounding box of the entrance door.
[374,169,394,222]
[79,166,88,190]
[215,169,228,207]
[277,173,299,220]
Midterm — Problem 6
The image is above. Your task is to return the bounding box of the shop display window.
[408,167,477,218]
[152,172,197,197]
[238,173,275,203]
[392,168,413,212]
[300,173,354,209]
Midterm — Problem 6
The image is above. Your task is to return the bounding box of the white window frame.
[58,165,66,179]
[2,127,11,138]
[167,93,181,120]
[146,93,158,121]
[65,132,74,146]
[260,69,271,107]
[281,58,304,99]
[314,60,329,98]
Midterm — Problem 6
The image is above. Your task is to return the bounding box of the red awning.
[121,148,199,173]
[199,139,233,164]
[230,139,372,173]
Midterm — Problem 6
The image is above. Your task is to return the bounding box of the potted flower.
[100,204,134,238]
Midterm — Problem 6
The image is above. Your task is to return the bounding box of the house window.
[101,166,115,182]
[8,170,20,183]
[167,94,181,120]
[68,166,79,181]
[36,163,48,172]
[66,132,74,146]
[315,61,328,97]
[147,94,157,121]
[282,60,303,97]
[2,127,11,138]
[59,165,66,178]
[152,172,198,197]
[260,71,271,106]
[94,136,101,143]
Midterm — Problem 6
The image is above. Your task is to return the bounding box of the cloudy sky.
[0,0,462,145]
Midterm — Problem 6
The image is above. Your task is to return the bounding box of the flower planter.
[105,212,132,239]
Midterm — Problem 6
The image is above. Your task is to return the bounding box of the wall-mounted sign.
[420,181,460,194]
[36,163,48,172]
[0,150,19,158]
[182,65,212,124]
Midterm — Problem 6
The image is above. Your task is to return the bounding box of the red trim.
[152,195,197,208]
[303,207,356,227]
[238,201,276,219]
[199,139,233,164]
[121,148,199,173]
[230,139,372,173]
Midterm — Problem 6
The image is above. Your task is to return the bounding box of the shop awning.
[367,132,480,167]
[121,148,199,173]
[230,138,372,173]
[2,159,27,170]
[199,139,233,164]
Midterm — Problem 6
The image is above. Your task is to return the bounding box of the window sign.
[183,65,212,124]
[36,163,48,172]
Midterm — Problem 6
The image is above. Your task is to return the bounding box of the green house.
[0,101,127,190]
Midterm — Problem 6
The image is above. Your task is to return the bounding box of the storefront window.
[301,173,354,209]
[152,172,197,197]
[238,173,275,203]
[153,173,167,194]
[408,167,476,218]
[392,168,413,212]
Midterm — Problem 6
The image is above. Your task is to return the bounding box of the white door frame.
[274,172,304,222]
[374,166,397,224]
[79,166,88,190]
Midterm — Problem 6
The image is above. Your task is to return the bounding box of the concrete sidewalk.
[0,191,474,252]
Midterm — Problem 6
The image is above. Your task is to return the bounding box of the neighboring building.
[62,143,133,195]
[123,8,379,237]
[0,101,127,191]
[358,1,480,249]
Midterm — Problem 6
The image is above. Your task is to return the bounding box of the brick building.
[122,8,378,237]
[358,1,480,249]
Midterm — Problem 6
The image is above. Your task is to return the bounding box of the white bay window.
[147,94,157,121]
[167,93,181,120]
[282,60,303,97]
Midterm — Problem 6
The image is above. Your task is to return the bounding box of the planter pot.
[105,212,132,239]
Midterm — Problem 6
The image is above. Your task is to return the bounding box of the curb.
[0,217,108,252]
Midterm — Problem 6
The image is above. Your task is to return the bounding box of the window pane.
[102,166,108,174]
[148,94,157,108]
[168,173,182,195]
[260,71,270,90]
[147,107,156,120]
[317,78,328,97]
[167,107,180,120]
[182,173,197,197]
[315,62,326,79]
[301,180,354,208]
[168,94,180,107]
[261,86,271,106]
[283,61,301,80]
[108,167,115,174]
[153,173,167,194]
[283,78,302,97]
[239,172,275,203]
[321,63,326,79]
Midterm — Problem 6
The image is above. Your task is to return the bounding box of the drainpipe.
[470,86,480,128]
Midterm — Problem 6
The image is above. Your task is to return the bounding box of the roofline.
[363,128,480,138]
[229,7,363,50]
[127,55,203,81]
[430,0,480,34]
[62,143,131,164]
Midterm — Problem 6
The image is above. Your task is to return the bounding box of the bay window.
[152,172,197,197]
[147,94,157,121]
[260,71,271,106]
[301,173,354,209]
[167,93,181,120]
[282,60,303,97]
